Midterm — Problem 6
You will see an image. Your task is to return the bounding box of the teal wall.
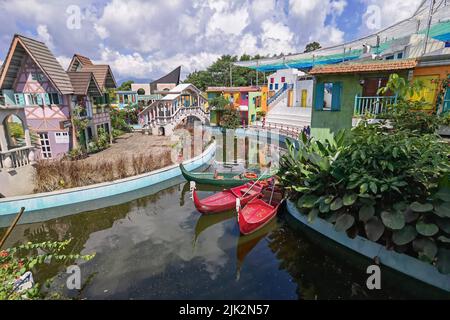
[311,74,361,141]
[311,71,409,141]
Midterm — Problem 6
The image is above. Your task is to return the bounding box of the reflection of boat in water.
[193,210,235,245]
[236,219,277,280]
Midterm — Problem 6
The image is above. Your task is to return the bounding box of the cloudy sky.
[0,0,423,83]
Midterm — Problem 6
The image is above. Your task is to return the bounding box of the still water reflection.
[2,180,430,300]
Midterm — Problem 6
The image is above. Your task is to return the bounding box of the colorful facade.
[67,54,117,148]
[0,35,74,161]
[116,66,181,109]
[206,86,266,126]
[309,59,416,141]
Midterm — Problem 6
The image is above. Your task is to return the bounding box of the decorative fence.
[354,95,397,116]
[0,146,34,169]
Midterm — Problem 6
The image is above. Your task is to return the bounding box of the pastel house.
[67,54,117,148]
[309,59,418,141]
[206,86,264,126]
[0,34,75,161]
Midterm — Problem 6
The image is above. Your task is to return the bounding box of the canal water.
[0,135,446,299]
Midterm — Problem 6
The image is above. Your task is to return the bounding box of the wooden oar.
[0,207,25,250]
[239,168,270,199]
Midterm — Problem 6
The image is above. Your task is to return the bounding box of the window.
[31,72,44,82]
[281,77,286,83]
[385,55,394,60]
[48,93,60,105]
[275,83,279,90]
[39,133,52,159]
[25,93,43,105]
[270,78,274,83]
[396,52,404,59]
[269,84,273,90]
[54,132,69,144]
[314,82,342,111]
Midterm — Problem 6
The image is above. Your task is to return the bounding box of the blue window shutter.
[36,94,43,105]
[331,82,342,111]
[44,93,51,105]
[314,83,325,110]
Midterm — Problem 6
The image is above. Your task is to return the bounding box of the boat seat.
[262,190,283,204]
[240,188,259,196]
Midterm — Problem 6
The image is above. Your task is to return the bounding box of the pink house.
[0,34,74,160]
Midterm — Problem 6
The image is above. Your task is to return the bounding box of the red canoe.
[192,182,264,214]
[238,187,284,235]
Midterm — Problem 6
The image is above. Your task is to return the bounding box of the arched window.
[137,88,146,95]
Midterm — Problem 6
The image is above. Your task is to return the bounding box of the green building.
[309,59,417,141]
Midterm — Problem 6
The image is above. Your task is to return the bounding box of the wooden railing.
[0,146,34,169]
[354,95,397,116]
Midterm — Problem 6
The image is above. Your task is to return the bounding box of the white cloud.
[36,24,54,49]
[0,0,355,80]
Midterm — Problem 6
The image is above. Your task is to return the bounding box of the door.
[363,78,388,96]
[301,89,307,108]
[411,75,439,110]
[39,133,52,159]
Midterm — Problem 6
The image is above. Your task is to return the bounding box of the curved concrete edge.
[286,200,450,293]
[0,142,216,216]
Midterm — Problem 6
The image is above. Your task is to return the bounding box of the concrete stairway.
[266,97,312,129]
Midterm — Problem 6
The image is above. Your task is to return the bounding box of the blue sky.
[0,0,423,83]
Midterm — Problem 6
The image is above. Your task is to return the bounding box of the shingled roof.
[0,34,74,94]
[67,71,102,96]
[309,59,418,75]
[67,54,94,72]
[80,65,117,90]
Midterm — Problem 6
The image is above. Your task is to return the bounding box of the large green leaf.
[410,202,434,213]
[330,197,343,211]
[435,187,450,202]
[343,193,358,206]
[381,211,405,230]
[434,202,450,218]
[416,220,439,236]
[438,236,450,243]
[413,238,437,261]
[365,217,385,242]
[334,214,355,232]
[360,183,368,194]
[319,202,330,213]
[404,209,420,223]
[359,205,375,222]
[392,225,417,245]
[437,249,450,275]
[297,194,319,209]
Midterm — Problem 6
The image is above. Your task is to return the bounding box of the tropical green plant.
[208,96,229,110]
[72,106,89,139]
[219,105,242,129]
[279,123,450,273]
[377,73,425,101]
[110,107,133,131]
[0,239,94,300]
[256,110,266,120]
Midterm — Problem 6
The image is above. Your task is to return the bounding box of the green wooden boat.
[179,163,275,187]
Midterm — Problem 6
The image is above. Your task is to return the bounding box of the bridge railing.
[146,106,210,127]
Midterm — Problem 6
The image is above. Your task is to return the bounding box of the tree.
[304,42,322,53]
[219,106,241,129]
[117,80,134,91]
[209,96,230,110]
[184,54,266,90]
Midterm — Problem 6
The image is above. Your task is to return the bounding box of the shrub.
[0,240,93,300]
[219,105,242,129]
[279,122,450,273]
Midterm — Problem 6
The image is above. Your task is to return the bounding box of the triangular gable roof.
[67,71,102,96]
[0,34,74,94]
[79,65,117,90]
[67,54,94,72]
[150,66,181,91]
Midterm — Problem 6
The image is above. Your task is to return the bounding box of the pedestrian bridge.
[140,106,210,136]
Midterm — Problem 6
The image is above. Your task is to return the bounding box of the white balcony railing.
[0,146,34,169]
[354,95,397,116]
